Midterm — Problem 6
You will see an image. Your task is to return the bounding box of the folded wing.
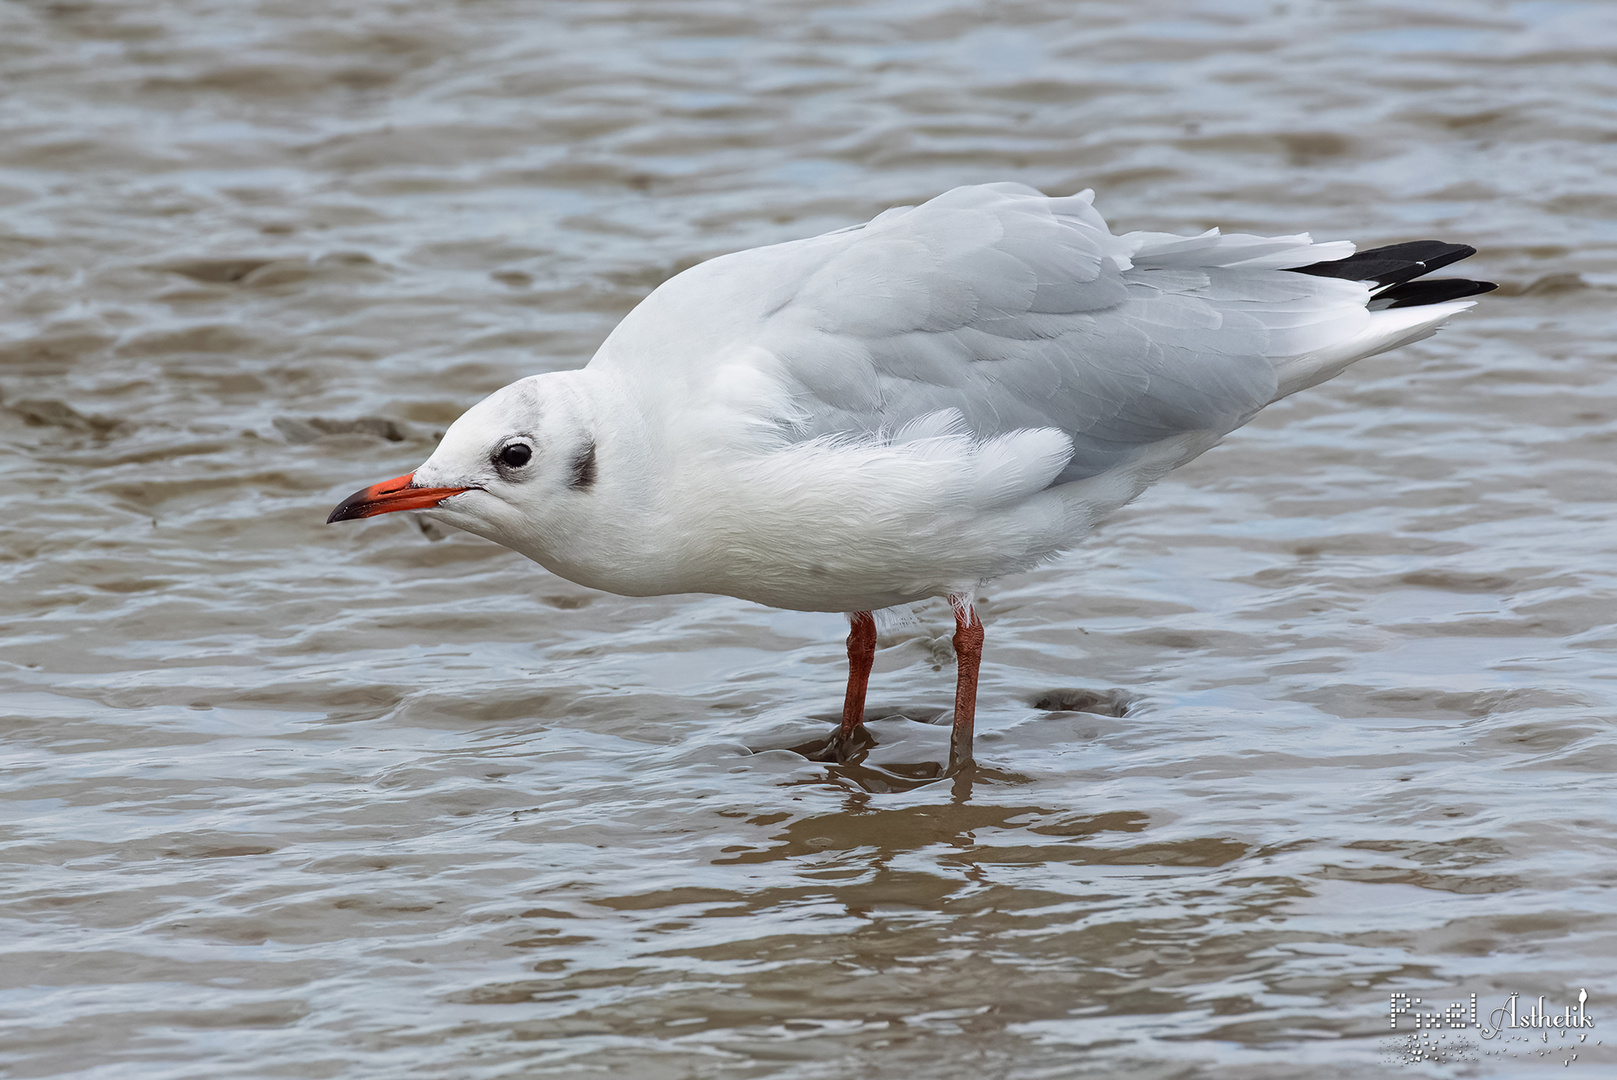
[593,183,1490,486]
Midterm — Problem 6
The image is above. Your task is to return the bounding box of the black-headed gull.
[328,183,1493,771]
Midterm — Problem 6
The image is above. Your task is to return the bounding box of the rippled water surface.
[4,1,1616,1076]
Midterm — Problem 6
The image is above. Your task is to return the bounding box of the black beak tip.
[326,490,370,524]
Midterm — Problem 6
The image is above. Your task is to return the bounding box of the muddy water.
[3,1,1616,1076]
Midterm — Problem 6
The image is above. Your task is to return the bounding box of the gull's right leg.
[946,596,984,775]
[837,611,877,757]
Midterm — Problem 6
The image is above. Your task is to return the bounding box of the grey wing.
[751,183,1362,483]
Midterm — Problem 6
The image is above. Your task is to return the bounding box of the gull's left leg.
[837,611,877,757]
[947,595,984,773]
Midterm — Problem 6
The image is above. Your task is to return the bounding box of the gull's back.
[581,183,1491,611]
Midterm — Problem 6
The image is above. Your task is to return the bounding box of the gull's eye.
[498,442,533,468]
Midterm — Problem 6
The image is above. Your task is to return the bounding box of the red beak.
[327,472,472,523]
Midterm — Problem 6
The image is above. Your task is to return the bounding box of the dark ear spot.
[568,440,597,490]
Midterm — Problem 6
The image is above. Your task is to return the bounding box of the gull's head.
[326,374,602,560]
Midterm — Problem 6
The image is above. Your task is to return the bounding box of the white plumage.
[329,182,1490,767]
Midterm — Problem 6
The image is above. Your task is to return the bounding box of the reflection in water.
[3,0,1616,1076]
[788,689,1134,795]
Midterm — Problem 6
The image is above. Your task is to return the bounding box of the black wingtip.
[1376,277,1498,309]
[1292,240,1479,286]
[1290,239,1495,309]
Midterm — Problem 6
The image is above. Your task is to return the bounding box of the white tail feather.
[1271,300,1476,400]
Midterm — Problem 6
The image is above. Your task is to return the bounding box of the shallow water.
[3,1,1616,1076]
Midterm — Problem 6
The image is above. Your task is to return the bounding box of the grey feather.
[743,186,1361,482]
[596,184,1381,484]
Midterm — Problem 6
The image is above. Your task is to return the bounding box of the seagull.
[328,182,1494,772]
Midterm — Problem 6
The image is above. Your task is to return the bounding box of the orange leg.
[948,597,984,773]
[838,611,877,750]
